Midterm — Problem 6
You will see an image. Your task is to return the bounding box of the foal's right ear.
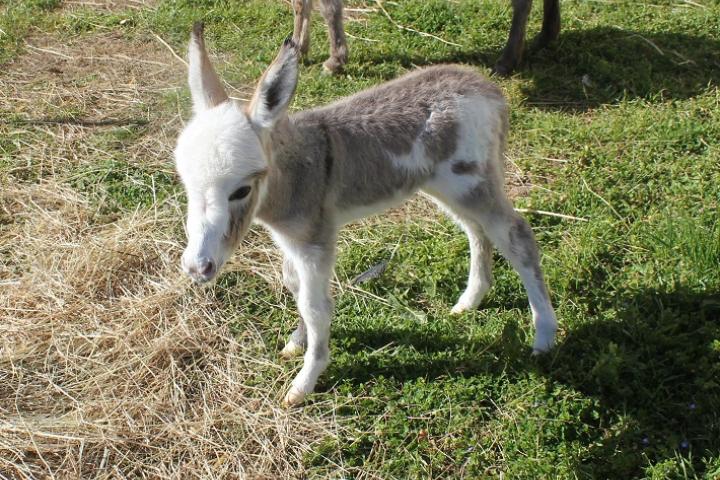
[188,22,228,113]
[247,38,299,132]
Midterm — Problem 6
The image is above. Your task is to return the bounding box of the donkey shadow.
[324,284,720,477]
[354,27,720,112]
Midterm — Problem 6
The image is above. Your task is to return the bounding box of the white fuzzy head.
[174,23,298,283]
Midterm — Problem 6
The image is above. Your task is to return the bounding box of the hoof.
[282,386,306,408]
[450,303,472,315]
[279,340,305,360]
[532,332,556,355]
[492,61,515,77]
[532,22,560,51]
[322,57,344,75]
[531,32,556,51]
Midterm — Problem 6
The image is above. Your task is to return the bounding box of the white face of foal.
[175,24,298,283]
[174,102,266,283]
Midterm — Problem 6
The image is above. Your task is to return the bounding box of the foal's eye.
[229,186,252,202]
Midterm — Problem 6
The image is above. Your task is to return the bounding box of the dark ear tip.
[283,36,297,51]
[192,21,205,38]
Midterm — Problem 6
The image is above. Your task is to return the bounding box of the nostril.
[199,259,214,277]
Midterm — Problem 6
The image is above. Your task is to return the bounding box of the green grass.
[0,0,61,64]
[2,0,719,478]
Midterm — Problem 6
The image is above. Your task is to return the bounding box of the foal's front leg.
[281,244,335,407]
[279,257,307,359]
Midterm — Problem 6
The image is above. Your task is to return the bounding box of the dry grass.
[0,181,337,479]
[0,30,182,181]
[2,30,176,120]
[60,0,157,13]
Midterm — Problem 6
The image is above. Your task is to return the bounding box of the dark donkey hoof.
[492,60,516,77]
[492,51,522,77]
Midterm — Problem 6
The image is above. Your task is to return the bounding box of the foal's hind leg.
[424,163,557,353]
[469,202,557,352]
[451,219,494,314]
[431,201,494,313]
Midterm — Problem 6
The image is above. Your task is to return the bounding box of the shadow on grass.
[555,288,720,477]
[326,286,720,477]
[355,27,720,111]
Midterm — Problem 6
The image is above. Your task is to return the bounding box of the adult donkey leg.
[293,0,313,56]
[319,0,348,74]
[280,257,307,359]
[494,0,532,76]
[533,0,560,49]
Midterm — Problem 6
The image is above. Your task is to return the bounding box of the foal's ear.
[188,22,228,113]
[247,38,299,131]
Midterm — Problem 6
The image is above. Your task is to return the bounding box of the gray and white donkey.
[175,24,557,407]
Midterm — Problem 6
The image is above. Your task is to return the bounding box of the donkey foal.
[175,24,557,407]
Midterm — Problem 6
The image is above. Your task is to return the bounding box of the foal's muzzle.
[182,255,217,283]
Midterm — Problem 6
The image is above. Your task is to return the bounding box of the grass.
[1,0,719,478]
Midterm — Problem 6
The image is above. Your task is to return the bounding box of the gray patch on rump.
[463,180,495,207]
[461,162,500,207]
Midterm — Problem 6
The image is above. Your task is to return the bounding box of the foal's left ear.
[247,38,299,131]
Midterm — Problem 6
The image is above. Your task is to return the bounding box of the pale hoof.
[450,303,471,315]
[451,298,480,315]
[322,56,344,75]
[279,340,304,360]
[451,288,488,315]
[282,386,306,408]
[532,330,556,355]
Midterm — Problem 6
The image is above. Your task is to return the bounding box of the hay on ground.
[0,181,336,479]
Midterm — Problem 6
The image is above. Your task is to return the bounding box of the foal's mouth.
[182,257,219,284]
[189,272,216,284]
